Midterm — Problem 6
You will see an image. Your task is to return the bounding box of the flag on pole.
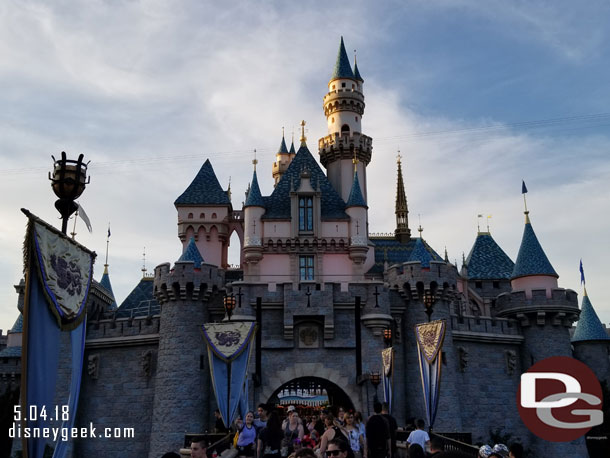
[580,260,585,285]
[77,203,92,233]
[107,224,111,238]
[521,180,528,194]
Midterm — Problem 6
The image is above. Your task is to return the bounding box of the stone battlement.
[450,314,522,340]
[387,261,459,292]
[318,132,372,166]
[496,288,579,317]
[153,261,225,304]
[86,315,160,341]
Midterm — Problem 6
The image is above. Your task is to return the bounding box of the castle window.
[212,213,217,219]
[299,196,313,231]
[188,213,193,219]
[332,84,335,90]
[342,82,346,88]
[352,84,355,89]
[200,213,205,219]
[475,281,482,289]
[332,117,335,123]
[493,281,500,289]
[341,124,350,134]
[355,117,358,122]
[299,255,314,281]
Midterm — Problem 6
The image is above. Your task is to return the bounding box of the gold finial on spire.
[397,148,402,164]
[487,214,492,232]
[282,126,285,138]
[352,149,358,174]
[141,247,147,278]
[227,176,232,201]
[300,120,307,144]
[252,149,258,171]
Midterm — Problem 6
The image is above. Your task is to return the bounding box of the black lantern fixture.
[49,152,90,234]
[383,328,392,347]
[223,294,236,321]
[423,291,435,322]
[369,370,381,403]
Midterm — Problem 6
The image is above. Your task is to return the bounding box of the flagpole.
[105,224,110,268]
[71,209,78,239]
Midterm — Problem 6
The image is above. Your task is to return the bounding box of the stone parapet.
[495,288,579,326]
[318,132,372,167]
[153,261,225,304]
[86,315,160,340]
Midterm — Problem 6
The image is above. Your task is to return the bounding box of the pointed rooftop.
[408,238,433,268]
[177,237,204,269]
[278,135,289,154]
[353,59,363,81]
[394,154,410,242]
[289,140,296,155]
[572,291,610,342]
[511,215,558,279]
[175,159,231,206]
[244,170,265,208]
[331,37,355,81]
[346,171,367,208]
[465,233,515,280]
[263,143,348,220]
[10,314,23,333]
[116,277,160,318]
[99,265,118,309]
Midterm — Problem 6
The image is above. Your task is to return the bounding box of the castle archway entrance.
[266,377,355,412]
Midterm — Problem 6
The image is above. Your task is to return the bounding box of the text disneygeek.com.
[9,423,135,441]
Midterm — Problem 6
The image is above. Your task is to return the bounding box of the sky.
[1,0,610,333]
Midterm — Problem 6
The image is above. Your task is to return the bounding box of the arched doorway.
[266,377,354,412]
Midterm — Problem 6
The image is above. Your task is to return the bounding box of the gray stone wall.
[573,341,610,385]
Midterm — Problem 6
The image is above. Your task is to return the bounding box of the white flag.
[77,203,92,233]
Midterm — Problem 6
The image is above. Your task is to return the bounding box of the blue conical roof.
[278,136,289,154]
[512,217,558,279]
[408,237,433,268]
[465,233,514,280]
[331,37,355,81]
[572,293,610,342]
[353,61,363,81]
[177,237,204,268]
[99,266,118,309]
[244,170,265,208]
[289,140,296,154]
[175,159,231,206]
[10,314,23,333]
[346,172,367,208]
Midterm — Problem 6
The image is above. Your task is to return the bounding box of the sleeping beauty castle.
[2,38,609,458]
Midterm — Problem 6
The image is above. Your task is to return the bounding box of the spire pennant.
[521,180,528,194]
[580,259,585,285]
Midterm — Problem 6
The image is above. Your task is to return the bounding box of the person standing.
[406,419,430,452]
[344,412,366,458]
[236,411,258,458]
[259,412,285,458]
[255,403,269,432]
[365,403,390,458]
[283,411,305,456]
[380,403,397,458]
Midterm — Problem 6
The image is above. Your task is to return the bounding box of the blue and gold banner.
[202,322,257,428]
[21,212,94,458]
[415,320,446,429]
[382,347,393,413]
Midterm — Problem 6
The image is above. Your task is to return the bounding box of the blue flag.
[522,180,528,194]
[107,225,111,238]
[580,260,585,285]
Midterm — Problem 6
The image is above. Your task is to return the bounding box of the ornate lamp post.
[383,328,392,347]
[48,152,90,234]
[223,294,236,321]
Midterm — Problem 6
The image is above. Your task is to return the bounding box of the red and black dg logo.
[517,356,604,442]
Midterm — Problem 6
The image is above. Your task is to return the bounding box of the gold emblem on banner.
[382,347,393,376]
[415,320,446,364]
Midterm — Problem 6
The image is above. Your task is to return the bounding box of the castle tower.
[243,163,265,268]
[345,169,368,265]
[572,287,610,383]
[394,154,411,243]
[495,205,583,456]
[149,243,224,457]
[174,159,232,268]
[272,130,296,186]
[319,37,372,203]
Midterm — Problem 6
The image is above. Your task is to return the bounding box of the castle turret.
[345,170,368,264]
[572,287,610,383]
[99,265,117,309]
[319,37,372,202]
[272,130,295,186]
[149,245,225,457]
[394,154,411,243]
[243,164,265,266]
[175,159,232,268]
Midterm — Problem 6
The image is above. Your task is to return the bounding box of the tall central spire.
[395,152,411,243]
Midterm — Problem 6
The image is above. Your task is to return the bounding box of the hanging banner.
[21,212,94,458]
[202,321,257,428]
[382,347,394,413]
[415,320,446,430]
